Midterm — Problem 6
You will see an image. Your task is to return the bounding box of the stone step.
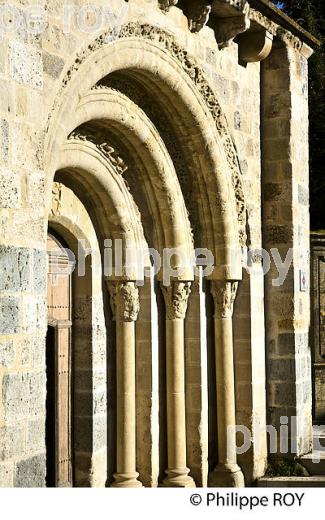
[258,476,325,487]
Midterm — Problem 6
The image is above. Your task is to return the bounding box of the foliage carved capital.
[211,280,238,319]
[107,281,140,322]
[160,281,192,320]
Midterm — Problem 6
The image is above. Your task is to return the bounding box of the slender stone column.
[107,281,142,488]
[208,281,245,487]
[160,281,195,487]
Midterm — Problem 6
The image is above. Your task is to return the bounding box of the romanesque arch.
[45,23,246,280]
[43,23,247,488]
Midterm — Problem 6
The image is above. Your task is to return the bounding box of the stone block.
[2,371,45,420]
[9,40,43,89]
[264,92,291,118]
[0,296,19,334]
[27,170,45,207]
[0,169,21,208]
[263,183,284,202]
[15,453,46,487]
[74,415,107,452]
[271,382,296,407]
[0,423,25,461]
[234,110,241,130]
[263,139,291,161]
[22,295,47,334]
[265,224,292,244]
[0,462,14,487]
[268,358,295,381]
[32,249,47,293]
[0,339,15,367]
[26,419,46,453]
[0,246,31,292]
[42,50,64,78]
[12,123,44,170]
[298,184,308,206]
[0,119,9,165]
[31,336,45,368]
[0,81,12,114]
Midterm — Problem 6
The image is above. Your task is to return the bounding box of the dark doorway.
[46,325,56,487]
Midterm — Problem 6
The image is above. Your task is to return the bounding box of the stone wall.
[0,0,315,486]
[262,42,313,455]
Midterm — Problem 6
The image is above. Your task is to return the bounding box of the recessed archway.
[43,23,247,488]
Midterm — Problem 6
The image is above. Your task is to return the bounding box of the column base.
[162,468,196,488]
[111,472,143,488]
[208,464,245,487]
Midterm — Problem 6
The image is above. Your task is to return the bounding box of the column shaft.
[108,281,142,488]
[166,319,187,472]
[116,320,137,477]
[161,281,195,487]
[209,280,245,487]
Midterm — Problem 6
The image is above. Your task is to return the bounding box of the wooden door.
[311,233,325,423]
[47,233,73,486]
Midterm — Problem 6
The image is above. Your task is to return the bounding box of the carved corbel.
[215,2,251,49]
[187,0,213,33]
[159,0,178,12]
[238,29,273,62]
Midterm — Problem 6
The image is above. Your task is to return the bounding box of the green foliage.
[272,1,325,229]
[266,458,309,477]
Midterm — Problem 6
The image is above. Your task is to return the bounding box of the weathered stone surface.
[0,463,13,487]
[0,119,9,165]
[0,0,316,488]
[26,419,46,453]
[9,41,43,89]
[0,169,20,208]
[0,424,25,461]
[32,250,47,293]
[42,51,65,79]
[0,296,19,334]
[0,339,15,367]
[2,371,45,420]
[0,247,30,292]
[268,358,295,381]
[15,454,46,487]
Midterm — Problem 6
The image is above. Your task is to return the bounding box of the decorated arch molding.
[47,22,247,262]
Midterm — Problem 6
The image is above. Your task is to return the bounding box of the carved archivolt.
[160,281,192,320]
[54,23,247,247]
[69,129,127,176]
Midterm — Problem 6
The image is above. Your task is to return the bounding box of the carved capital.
[211,281,238,319]
[107,281,140,322]
[187,1,212,33]
[161,281,192,320]
[159,0,178,13]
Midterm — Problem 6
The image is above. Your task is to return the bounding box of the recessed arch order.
[45,23,246,281]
